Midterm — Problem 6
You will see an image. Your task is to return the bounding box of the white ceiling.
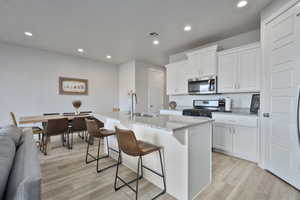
[0,0,272,66]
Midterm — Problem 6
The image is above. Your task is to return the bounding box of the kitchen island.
[93,112,213,200]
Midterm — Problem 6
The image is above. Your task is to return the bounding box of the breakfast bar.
[94,112,213,200]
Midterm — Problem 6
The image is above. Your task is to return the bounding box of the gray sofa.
[0,125,41,200]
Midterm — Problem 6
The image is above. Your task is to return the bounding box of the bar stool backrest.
[46,118,69,136]
[71,117,87,132]
[115,127,140,157]
[85,119,101,137]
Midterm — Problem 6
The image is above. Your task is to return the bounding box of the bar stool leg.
[151,149,166,200]
[135,156,141,200]
[106,137,110,157]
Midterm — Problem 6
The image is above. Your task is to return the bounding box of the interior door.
[148,69,164,114]
[263,3,300,189]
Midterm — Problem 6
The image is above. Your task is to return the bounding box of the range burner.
[182,99,225,118]
[182,109,216,118]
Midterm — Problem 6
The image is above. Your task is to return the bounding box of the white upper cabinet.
[186,45,218,78]
[218,42,261,93]
[166,60,188,95]
[218,52,238,93]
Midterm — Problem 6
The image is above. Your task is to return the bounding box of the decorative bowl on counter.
[169,101,177,110]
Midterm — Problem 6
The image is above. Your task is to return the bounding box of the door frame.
[260,0,300,169]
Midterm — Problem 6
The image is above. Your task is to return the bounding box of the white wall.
[0,42,119,126]
[169,29,260,63]
[118,61,135,111]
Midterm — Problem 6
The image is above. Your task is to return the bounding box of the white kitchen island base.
[94,113,212,200]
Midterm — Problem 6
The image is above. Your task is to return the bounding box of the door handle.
[263,113,270,118]
[297,87,300,146]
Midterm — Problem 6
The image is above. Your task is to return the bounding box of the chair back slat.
[43,113,60,116]
[71,117,87,132]
[46,118,69,136]
[115,127,140,157]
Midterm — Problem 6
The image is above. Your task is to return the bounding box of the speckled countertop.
[94,112,213,132]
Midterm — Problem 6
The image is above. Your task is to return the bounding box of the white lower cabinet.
[212,113,258,162]
[213,124,233,152]
[233,126,257,162]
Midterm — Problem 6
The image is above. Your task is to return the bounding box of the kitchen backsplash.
[169,93,258,109]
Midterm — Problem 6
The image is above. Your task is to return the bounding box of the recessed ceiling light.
[153,40,159,45]
[24,32,33,37]
[77,48,84,53]
[237,0,248,8]
[184,25,192,32]
[106,55,112,59]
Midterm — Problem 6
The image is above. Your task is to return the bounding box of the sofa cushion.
[5,129,41,200]
[0,125,22,147]
[0,136,16,200]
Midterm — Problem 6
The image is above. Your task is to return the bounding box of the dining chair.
[69,117,87,149]
[42,118,69,155]
[42,113,64,150]
[10,112,43,145]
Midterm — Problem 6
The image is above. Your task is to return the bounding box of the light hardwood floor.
[40,136,300,200]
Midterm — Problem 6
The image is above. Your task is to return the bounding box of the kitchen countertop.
[94,112,213,132]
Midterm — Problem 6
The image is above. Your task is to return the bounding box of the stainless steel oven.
[188,76,217,94]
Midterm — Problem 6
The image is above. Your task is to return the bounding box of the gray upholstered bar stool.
[114,127,166,200]
[85,118,120,173]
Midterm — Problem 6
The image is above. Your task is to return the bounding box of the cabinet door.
[213,124,233,152]
[237,47,260,92]
[218,52,237,93]
[176,61,188,94]
[187,53,201,77]
[166,65,177,95]
[233,126,258,162]
[201,51,217,77]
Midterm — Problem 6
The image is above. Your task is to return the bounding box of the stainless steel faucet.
[129,91,137,119]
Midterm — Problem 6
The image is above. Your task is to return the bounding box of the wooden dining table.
[19,114,91,124]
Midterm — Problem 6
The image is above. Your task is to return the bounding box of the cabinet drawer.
[212,113,258,127]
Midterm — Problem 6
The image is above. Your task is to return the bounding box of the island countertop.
[94,112,213,132]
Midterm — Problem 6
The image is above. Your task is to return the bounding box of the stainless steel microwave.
[188,76,217,94]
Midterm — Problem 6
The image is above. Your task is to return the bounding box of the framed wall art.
[59,77,88,95]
